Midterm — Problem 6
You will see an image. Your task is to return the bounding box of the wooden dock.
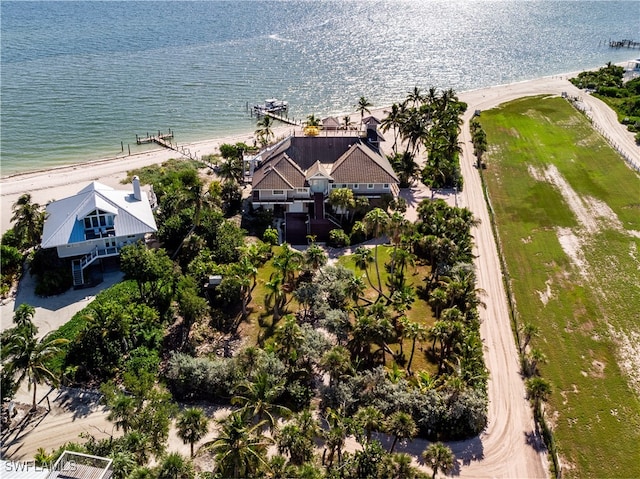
[258,110,301,126]
[136,130,174,145]
[609,39,640,49]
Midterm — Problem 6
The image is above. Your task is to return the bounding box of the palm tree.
[177,407,210,458]
[273,315,304,366]
[206,411,271,478]
[156,452,194,479]
[523,347,547,377]
[255,115,275,147]
[2,329,68,411]
[264,273,286,321]
[386,411,417,453]
[356,96,373,123]
[526,376,552,417]
[342,115,353,130]
[354,405,385,444]
[363,208,390,298]
[381,103,405,153]
[389,151,419,188]
[303,242,328,273]
[322,409,348,468]
[328,187,356,225]
[422,442,455,479]
[353,246,377,292]
[320,345,351,387]
[402,318,428,375]
[107,392,136,433]
[272,243,303,288]
[275,410,319,466]
[520,322,540,352]
[12,303,37,337]
[231,372,290,432]
[11,193,45,249]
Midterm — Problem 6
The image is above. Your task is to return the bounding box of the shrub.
[328,229,350,248]
[164,353,237,400]
[263,226,279,245]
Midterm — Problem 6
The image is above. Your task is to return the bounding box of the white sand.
[1,71,639,477]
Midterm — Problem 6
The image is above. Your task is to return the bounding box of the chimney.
[132,176,142,201]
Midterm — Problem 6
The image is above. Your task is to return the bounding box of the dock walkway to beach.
[136,130,174,146]
[258,110,301,126]
[609,39,640,49]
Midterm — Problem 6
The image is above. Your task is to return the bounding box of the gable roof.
[331,143,398,184]
[252,134,398,190]
[41,181,157,249]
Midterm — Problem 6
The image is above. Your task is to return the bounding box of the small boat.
[253,98,289,115]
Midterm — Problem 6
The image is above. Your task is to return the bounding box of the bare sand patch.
[536,278,553,305]
[556,227,589,279]
[608,326,640,395]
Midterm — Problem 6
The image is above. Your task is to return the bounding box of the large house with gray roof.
[250,118,398,243]
[41,177,157,287]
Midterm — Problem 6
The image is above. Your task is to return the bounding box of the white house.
[41,177,157,287]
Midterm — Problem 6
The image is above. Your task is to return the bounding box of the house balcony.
[84,227,116,240]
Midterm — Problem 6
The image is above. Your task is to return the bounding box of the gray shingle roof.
[252,134,397,190]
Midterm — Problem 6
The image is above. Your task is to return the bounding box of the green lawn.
[480,95,640,478]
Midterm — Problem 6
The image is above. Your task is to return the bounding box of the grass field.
[480,95,640,478]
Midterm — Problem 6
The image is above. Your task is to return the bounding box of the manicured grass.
[480,95,640,478]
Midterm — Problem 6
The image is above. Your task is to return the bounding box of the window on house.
[273,190,284,195]
[331,184,337,189]
[367,184,374,189]
[341,184,347,188]
[353,184,359,189]
[383,184,389,189]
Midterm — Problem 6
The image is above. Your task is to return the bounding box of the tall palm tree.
[272,243,303,287]
[328,187,356,225]
[255,115,275,147]
[342,115,353,130]
[206,411,271,479]
[386,411,417,453]
[177,407,210,458]
[2,329,68,411]
[356,96,373,123]
[363,208,390,299]
[389,151,419,188]
[11,193,45,249]
[401,318,428,375]
[381,103,405,153]
[264,273,286,321]
[421,442,455,479]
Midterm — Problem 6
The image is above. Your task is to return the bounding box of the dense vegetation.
[381,87,467,190]
[570,62,640,142]
[478,95,640,478]
[2,98,486,476]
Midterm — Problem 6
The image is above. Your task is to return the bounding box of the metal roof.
[41,181,157,249]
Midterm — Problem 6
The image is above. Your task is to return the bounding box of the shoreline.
[0,69,593,182]
[2,65,639,235]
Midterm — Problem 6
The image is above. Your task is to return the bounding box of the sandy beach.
[1,72,638,477]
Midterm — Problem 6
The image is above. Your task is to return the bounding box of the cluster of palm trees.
[381,86,466,190]
[469,118,488,169]
[0,304,68,411]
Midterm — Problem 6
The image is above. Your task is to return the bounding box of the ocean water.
[1,0,639,176]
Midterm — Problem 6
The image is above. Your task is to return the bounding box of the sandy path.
[2,73,638,477]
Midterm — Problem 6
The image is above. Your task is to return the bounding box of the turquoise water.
[1,1,639,176]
